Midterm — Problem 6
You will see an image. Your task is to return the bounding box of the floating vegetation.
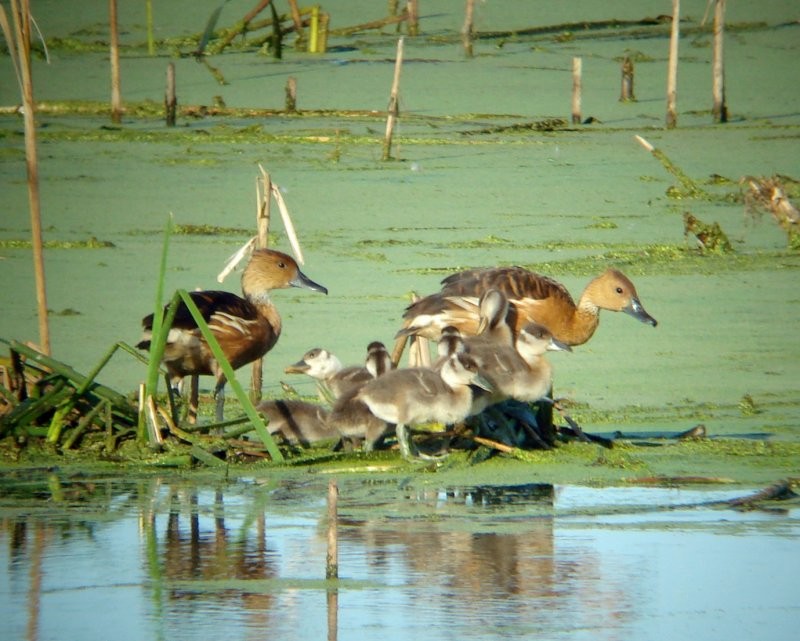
[173,223,253,236]
[683,212,733,254]
[0,237,115,249]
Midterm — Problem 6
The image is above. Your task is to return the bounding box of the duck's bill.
[625,298,658,327]
[291,270,328,294]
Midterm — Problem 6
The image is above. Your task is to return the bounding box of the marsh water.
[2,473,799,641]
[3,2,800,640]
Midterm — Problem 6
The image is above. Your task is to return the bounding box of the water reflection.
[1,474,799,641]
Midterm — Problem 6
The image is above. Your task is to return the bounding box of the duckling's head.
[243,249,328,298]
[585,269,657,326]
[285,348,342,379]
[443,352,493,391]
[517,322,572,357]
[365,341,393,377]
[437,325,467,359]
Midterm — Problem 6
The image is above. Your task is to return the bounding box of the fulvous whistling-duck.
[392,267,656,364]
[355,352,491,459]
[137,248,327,421]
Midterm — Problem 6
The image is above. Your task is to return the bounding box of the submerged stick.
[620,55,635,102]
[165,63,177,127]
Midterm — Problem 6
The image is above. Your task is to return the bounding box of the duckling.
[137,248,328,421]
[256,399,334,447]
[355,352,491,459]
[393,267,656,364]
[469,321,570,406]
[285,348,372,401]
[326,341,395,451]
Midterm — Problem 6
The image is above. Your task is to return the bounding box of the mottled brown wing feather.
[141,291,258,332]
[440,267,575,305]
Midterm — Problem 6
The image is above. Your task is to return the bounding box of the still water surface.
[2,474,798,641]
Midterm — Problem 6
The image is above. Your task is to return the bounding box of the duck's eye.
[615,286,624,294]
[278,261,286,269]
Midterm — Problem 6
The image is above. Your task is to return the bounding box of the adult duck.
[393,267,656,364]
[137,248,327,421]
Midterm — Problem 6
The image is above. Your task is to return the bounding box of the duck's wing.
[397,294,482,339]
[440,267,575,305]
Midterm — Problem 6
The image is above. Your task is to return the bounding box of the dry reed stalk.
[666,0,680,128]
[287,0,304,44]
[571,57,582,125]
[382,37,405,161]
[109,0,123,124]
[145,0,155,55]
[250,169,272,403]
[711,0,727,123]
[406,0,419,35]
[462,0,475,57]
[3,0,50,354]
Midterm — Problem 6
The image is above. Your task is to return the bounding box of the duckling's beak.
[284,360,310,375]
[548,337,572,352]
[290,269,328,295]
[624,297,658,327]
[471,371,494,392]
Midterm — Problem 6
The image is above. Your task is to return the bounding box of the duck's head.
[243,249,328,297]
[586,269,657,326]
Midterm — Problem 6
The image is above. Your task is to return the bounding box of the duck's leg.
[395,424,415,459]
[188,375,200,424]
[213,380,226,423]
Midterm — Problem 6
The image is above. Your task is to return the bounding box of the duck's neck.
[248,291,282,336]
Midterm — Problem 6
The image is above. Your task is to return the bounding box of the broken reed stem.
[326,479,339,579]
[382,37,404,161]
[571,57,582,125]
[635,135,706,197]
[109,0,123,124]
[165,63,176,127]
[712,0,727,123]
[620,55,635,102]
[665,0,680,129]
[462,0,475,57]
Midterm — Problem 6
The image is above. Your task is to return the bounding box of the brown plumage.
[137,248,327,420]
[393,267,656,364]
